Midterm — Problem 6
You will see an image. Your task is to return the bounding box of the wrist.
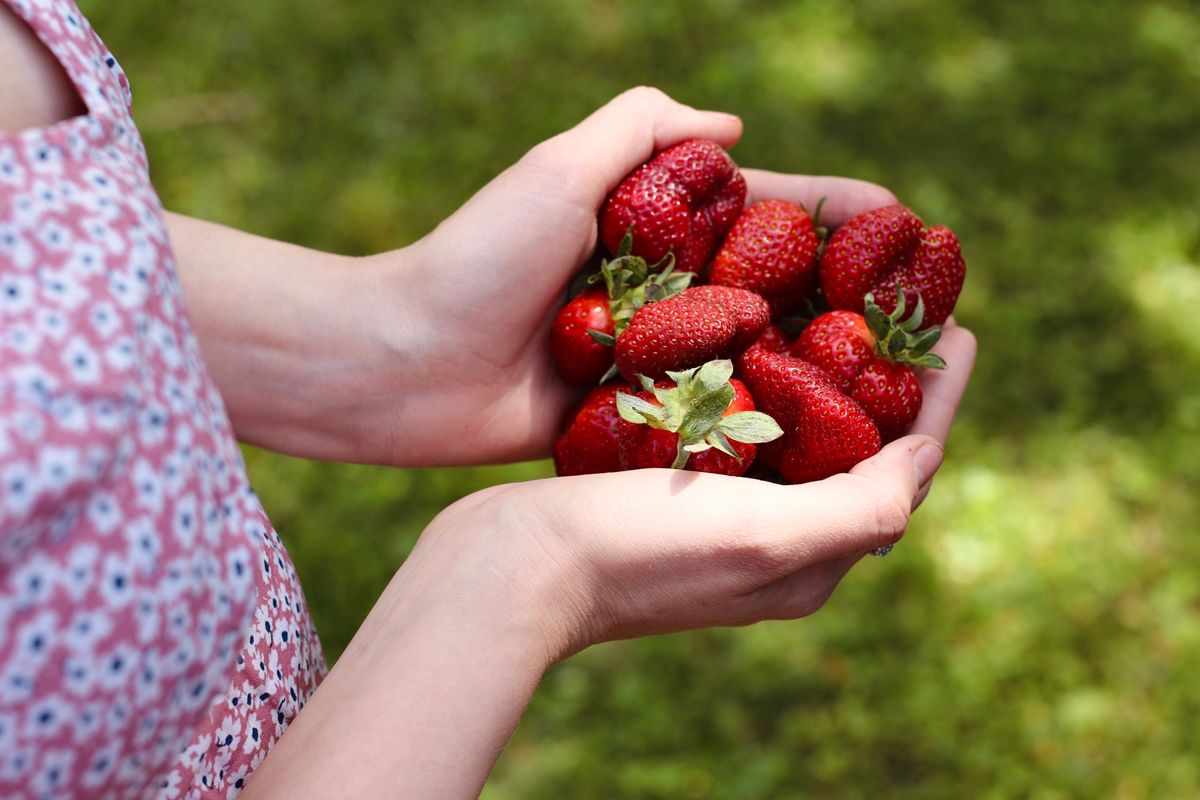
[168,211,433,464]
[386,484,586,668]
[243,486,567,799]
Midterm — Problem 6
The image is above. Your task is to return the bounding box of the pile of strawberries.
[551,139,966,483]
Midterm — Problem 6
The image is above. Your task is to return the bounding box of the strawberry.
[819,204,965,328]
[599,139,747,274]
[551,287,616,385]
[745,323,793,356]
[792,289,945,441]
[550,232,693,385]
[615,360,782,474]
[849,360,923,443]
[553,384,624,476]
[737,348,881,484]
[613,285,769,381]
[684,285,772,351]
[708,199,821,315]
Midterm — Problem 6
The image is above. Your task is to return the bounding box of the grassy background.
[83,0,1200,796]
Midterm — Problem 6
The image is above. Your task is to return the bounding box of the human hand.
[369,87,901,466]
[409,318,975,658]
[249,319,974,799]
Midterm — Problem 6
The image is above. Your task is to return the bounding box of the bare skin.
[0,4,86,131]
[4,19,977,798]
[173,92,977,797]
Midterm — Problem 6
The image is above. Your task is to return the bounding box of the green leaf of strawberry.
[616,360,782,473]
[715,411,785,444]
[862,288,948,371]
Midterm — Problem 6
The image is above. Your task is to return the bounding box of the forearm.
[168,212,565,466]
[240,492,564,798]
[167,213,426,462]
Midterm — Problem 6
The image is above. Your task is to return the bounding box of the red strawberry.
[745,323,793,356]
[737,349,881,484]
[550,233,694,385]
[551,287,615,385]
[792,289,946,441]
[616,360,782,474]
[684,285,772,351]
[553,385,624,476]
[850,360,922,442]
[819,204,965,328]
[600,139,747,274]
[613,285,769,381]
[709,199,821,315]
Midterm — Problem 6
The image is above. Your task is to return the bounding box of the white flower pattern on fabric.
[0,1,326,797]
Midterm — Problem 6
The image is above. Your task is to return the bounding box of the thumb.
[525,86,744,208]
[769,435,945,562]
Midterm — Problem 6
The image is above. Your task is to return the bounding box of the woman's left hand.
[368,87,898,466]
[174,87,899,467]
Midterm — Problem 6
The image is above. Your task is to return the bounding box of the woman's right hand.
[244,321,975,799]
[467,320,976,660]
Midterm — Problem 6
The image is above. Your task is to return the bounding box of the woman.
[0,1,976,796]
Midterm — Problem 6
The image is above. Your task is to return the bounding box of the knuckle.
[619,85,672,111]
[839,469,914,548]
[868,478,913,548]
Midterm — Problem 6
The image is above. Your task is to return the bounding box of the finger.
[545,429,942,609]
[766,434,938,558]
[741,169,898,225]
[911,322,977,444]
[533,86,743,205]
[748,435,940,562]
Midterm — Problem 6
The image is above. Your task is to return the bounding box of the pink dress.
[0,1,326,797]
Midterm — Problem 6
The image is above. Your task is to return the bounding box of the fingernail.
[913,441,945,487]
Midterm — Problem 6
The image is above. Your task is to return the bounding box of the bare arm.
[164,90,747,467]
[230,89,976,798]
[240,321,976,799]
[0,3,87,131]
[163,214,427,463]
[166,89,902,469]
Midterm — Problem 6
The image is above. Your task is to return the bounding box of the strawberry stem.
[863,287,948,370]
[671,442,692,470]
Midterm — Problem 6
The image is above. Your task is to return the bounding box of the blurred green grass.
[82,0,1200,796]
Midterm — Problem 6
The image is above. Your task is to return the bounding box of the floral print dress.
[0,1,326,797]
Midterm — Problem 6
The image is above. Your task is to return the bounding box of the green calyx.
[588,228,693,338]
[863,285,948,370]
[615,359,784,470]
[801,196,831,254]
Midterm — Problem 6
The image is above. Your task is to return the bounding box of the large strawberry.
[737,348,881,484]
[550,232,693,385]
[819,204,965,328]
[792,289,945,441]
[616,360,782,474]
[684,285,773,351]
[613,285,770,381]
[599,139,747,274]
[708,199,821,315]
[553,384,624,476]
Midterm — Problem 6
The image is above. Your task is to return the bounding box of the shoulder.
[0,3,88,133]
